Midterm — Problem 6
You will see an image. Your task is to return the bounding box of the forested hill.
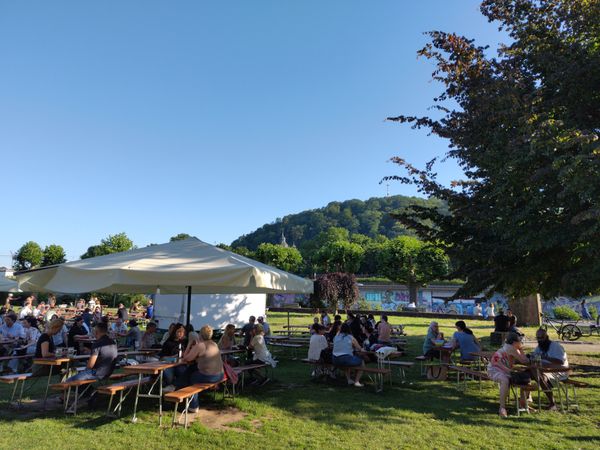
[231,195,446,250]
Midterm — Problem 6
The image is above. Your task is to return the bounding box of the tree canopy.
[81,232,135,259]
[232,195,446,251]
[385,0,600,299]
[254,243,303,273]
[13,241,43,270]
[41,244,66,267]
[380,237,450,302]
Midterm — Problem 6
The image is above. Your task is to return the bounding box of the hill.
[231,195,446,250]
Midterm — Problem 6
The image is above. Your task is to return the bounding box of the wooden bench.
[449,365,490,391]
[96,376,152,417]
[269,342,303,359]
[0,372,32,407]
[163,381,226,428]
[509,382,538,416]
[50,379,98,414]
[231,363,269,394]
[301,359,391,393]
[560,378,589,411]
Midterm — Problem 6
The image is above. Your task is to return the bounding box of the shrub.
[553,306,579,320]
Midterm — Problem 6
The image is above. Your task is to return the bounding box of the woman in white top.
[308,324,329,361]
[485,303,495,319]
[250,324,277,367]
[332,323,364,386]
[8,317,41,373]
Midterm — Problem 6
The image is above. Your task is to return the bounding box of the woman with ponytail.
[452,321,481,361]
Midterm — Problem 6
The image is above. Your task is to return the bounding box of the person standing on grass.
[321,312,331,328]
[332,323,364,387]
[487,333,529,417]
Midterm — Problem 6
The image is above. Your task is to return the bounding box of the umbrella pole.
[186,286,192,329]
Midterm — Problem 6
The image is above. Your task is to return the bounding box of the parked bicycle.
[541,313,600,341]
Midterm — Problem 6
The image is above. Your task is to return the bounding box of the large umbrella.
[0,277,20,292]
[16,238,313,326]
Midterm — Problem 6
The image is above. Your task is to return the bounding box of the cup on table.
[67,347,76,357]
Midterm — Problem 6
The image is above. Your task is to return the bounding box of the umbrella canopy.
[16,238,314,295]
[0,277,20,292]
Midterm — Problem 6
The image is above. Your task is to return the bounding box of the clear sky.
[0,1,504,267]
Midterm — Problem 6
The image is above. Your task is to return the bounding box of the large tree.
[380,237,449,303]
[254,243,303,273]
[385,0,600,299]
[41,244,67,266]
[81,232,135,259]
[311,272,360,311]
[13,241,43,270]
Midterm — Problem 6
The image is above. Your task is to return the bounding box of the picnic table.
[123,360,185,425]
[32,357,71,407]
[220,348,244,356]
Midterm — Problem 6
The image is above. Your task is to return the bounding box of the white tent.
[16,237,313,294]
[16,238,313,324]
[0,277,19,292]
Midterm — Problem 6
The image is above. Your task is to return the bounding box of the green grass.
[0,313,598,449]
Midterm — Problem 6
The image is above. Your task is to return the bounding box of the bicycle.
[541,314,582,341]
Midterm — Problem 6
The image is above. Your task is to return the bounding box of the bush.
[553,306,579,320]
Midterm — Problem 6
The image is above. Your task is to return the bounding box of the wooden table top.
[123,360,184,375]
[33,357,71,366]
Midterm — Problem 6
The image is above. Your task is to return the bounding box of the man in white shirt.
[18,296,35,319]
[530,328,569,411]
[0,313,25,340]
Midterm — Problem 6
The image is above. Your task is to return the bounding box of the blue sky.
[0,1,504,267]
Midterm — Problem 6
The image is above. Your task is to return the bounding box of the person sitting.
[326,319,342,343]
[68,316,90,353]
[422,321,443,358]
[141,322,161,349]
[241,316,256,359]
[377,315,392,345]
[30,318,65,377]
[159,323,188,385]
[309,317,320,335]
[487,332,529,417]
[66,322,118,382]
[494,310,511,332]
[257,316,271,339]
[218,324,237,351]
[308,324,329,363]
[92,306,103,325]
[52,318,69,350]
[110,317,128,338]
[170,326,225,412]
[18,296,35,320]
[45,295,58,322]
[126,319,142,349]
[161,323,176,345]
[8,316,40,373]
[332,323,364,387]
[451,321,481,361]
[529,328,569,411]
[81,308,93,329]
[249,324,277,369]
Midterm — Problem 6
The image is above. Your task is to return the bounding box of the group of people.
[306,313,398,387]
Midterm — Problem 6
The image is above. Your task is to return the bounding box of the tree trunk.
[508,293,542,326]
[408,283,418,304]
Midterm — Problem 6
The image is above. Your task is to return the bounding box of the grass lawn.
[0,312,598,449]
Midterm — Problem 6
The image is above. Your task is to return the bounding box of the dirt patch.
[181,406,253,431]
